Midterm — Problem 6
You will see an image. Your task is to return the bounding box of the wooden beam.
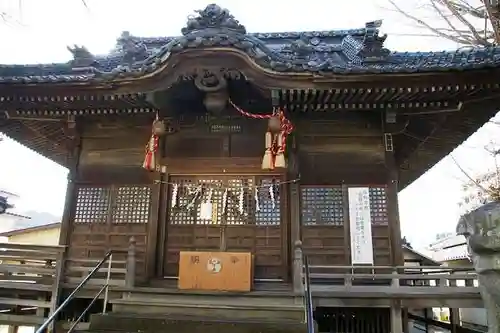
[0,298,50,308]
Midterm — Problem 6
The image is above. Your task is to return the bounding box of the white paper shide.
[348,187,374,265]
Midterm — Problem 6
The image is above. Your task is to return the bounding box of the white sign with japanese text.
[348,187,374,265]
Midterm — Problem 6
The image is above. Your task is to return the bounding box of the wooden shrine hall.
[0,4,498,333]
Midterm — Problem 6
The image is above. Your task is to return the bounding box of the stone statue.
[456,201,500,333]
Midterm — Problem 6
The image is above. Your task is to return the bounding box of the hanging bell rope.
[229,99,294,170]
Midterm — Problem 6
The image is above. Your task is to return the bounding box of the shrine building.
[0,4,495,333]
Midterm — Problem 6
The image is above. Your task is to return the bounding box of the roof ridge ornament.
[116,31,148,65]
[67,44,96,68]
[360,20,389,62]
[181,4,246,35]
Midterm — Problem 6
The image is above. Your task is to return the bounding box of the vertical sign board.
[348,187,374,265]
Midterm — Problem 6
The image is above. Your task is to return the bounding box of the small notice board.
[178,251,252,292]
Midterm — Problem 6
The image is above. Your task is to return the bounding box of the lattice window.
[369,187,388,225]
[168,176,281,226]
[255,178,280,226]
[112,186,152,224]
[74,187,111,224]
[301,187,344,226]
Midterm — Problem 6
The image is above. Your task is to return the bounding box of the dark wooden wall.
[67,115,153,283]
[295,113,392,267]
[64,110,395,284]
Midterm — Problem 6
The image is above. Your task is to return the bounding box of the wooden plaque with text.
[178,251,252,292]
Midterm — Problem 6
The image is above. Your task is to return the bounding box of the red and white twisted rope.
[229,100,293,153]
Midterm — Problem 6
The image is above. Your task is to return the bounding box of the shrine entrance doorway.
[162,174,288,281]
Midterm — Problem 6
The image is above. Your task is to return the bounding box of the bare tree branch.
[450,154,491,194]
[388,0,477,44]
[430,0,475,43]
[442,0,487,44]
[388,0,495,46]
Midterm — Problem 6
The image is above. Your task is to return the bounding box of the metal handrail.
[303,255,315,333]
[36,251,113,333]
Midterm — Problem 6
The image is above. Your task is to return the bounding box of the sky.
[0,0,497,250]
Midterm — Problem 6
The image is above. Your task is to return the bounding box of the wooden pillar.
[288,134,302,287]
[48,116,79,333]
[423,308,430,333]
[449,308,460,333]
[126,236,137,288]
[402,308,409,333]
[59,116,81,247]
[391,301,404,333]
[145,171,161,279]
[288,134,301,245]
[156,131,170,276]
[8,325,18,333]
[383,114,403,266]
[35,294,46,332]
[146,119,168,279]
[293,240,304,294]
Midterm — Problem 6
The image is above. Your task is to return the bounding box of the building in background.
[0,189,31,230]
[0,223,60,245]
[426,234,486,331]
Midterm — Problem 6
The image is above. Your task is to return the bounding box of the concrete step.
[89,313,307,333]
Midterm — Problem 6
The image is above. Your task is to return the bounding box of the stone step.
[89,313,307,333]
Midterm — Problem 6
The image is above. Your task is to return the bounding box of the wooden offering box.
[178,251,252,292]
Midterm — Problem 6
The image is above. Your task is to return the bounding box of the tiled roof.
[1,4,500,84]
[427,234,470,262]
[430,244,470,262]
[428,234,467,250]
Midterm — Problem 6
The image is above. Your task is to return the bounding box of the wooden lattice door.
[163,175,286,281]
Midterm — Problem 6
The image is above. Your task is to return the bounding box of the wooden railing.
[0,241,65,328]
[0,238,137,327]
[308,265,477,287]
[292,241,479,297]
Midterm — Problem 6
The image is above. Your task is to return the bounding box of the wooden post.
[48,248,67,333]
[288,135,301,248]
[35,294,46,332]
[59,116,81,247]
[125,237,136,288]
[449,308,460,333]
[146,129,167,279]
[383,115,403,267]
[146,173,161,279]
[8,325,18,333]
[391,301,404,333]
[423,308,430,333]
[391,267,400,287]
[293,240,304,294]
